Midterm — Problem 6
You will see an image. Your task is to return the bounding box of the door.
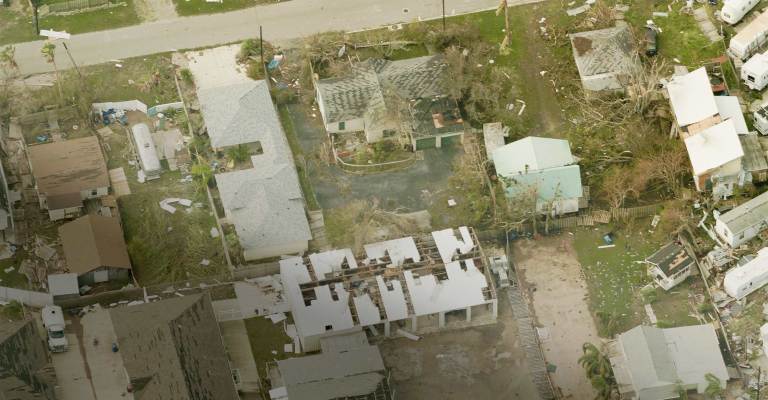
[415,137,436,151]
[94,269,109,283]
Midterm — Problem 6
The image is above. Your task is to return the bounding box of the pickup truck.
[42,305,68,352]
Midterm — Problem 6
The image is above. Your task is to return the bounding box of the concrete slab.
[50,333,96,400]
[108,168,131,197]
[220,320,261,395]
[185,45,251,90]
[80,306,134,399]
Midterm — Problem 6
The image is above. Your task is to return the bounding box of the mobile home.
[742,51,768,90]
[755,102,768,134]
[721,0,759,24]
[131,123,162,180]
[724,247,768,299]
[729,10,768,59]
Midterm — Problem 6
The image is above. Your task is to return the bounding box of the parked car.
[645,26,658,57]
[42,305,68,352]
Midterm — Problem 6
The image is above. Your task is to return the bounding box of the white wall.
[325,118,365,134]
[536,197,580,215]
[649,265,691,291]
[0,286,53,308]
[583,72,623,92]
[243,240,308,262]
[715,217,764,247]
[80,186,109,200]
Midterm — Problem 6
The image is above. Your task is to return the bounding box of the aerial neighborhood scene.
[13,0,768,399]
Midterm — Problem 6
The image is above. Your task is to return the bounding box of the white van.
[42,305,68,352]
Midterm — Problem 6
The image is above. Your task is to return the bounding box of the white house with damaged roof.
[714,190,768,247]
[569,25,640,92]
[279,227,497,352]
[667,67,748,197]
[315,55,466,150]
[608,324,729,400]
[492,136,583,215]
[199,78,312,261]
[645,242,695,291]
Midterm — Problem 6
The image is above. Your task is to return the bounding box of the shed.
[131,123,162,180]
[724,247,768,299]
[47,272,80,298]
[742,51,768,90]
[568,25,639,92]
[729,10,768,59]
[483,122,506,159]
[646,242,695,291]
[714,190,768,247]
[58,214,132,286]
[740,133,768,182]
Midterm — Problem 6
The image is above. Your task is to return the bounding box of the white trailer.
[721,0,760,24]
[131,123,162,181]
[42,305,68,352]
[729,10,768,59]
[755,102,768,134]
[724,247,768,299]
[742,51,768,89]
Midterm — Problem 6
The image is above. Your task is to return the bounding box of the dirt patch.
[379,300,540,400]
[133,0,178,21]
[572,36,593,56]
[513,236,599,400]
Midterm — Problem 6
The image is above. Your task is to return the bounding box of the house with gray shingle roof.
[569,25,639,92]
[315,55,466,150]
[609,324,729,400]
[110,293,239,400]
[198,76,312,261]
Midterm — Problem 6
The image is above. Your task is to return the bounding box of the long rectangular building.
[279,227,498,352]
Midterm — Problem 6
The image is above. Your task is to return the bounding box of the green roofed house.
[492,136,584,215]
[608,324,729,400]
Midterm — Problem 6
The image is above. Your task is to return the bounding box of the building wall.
[582,72,622,92]
[243,239,308,262]
[77,267,130,287]
[80,186,109,201]
[649,264,691,291]
[715,217,766,247]
[535,197,580,215]
[47,206,82,222]
[325,118,365,135]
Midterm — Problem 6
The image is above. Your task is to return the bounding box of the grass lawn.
[38,0,140,35]
[104,127,228,285]
[0,7,38,45]
[278,104,320,211]
[0,258,29,289]
[573,217,668,336]
[243,316,293,384]
[172,0,274,16]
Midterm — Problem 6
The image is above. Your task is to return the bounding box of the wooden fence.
[40,0,123,16]
[511,204,661,235]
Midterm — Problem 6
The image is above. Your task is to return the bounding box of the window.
[749,75,756,82]
[91,189,98,196]
[338,121,346,131]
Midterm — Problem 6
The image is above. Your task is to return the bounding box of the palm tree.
[41,41,63,99]
[496,0,511,52]
[579,342,616,400]
[226,144,251,165]
[704,373,724,399]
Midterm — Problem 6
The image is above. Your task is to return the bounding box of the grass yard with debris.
[37,0,140,35]
[104,125,227,286]
[0,258,29,289]
[0,7,38,45]
[244,316,293,384]
[172,0,274,16]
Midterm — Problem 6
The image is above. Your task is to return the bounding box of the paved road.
[13,0,541,74]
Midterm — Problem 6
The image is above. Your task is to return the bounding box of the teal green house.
[492,136,584,215]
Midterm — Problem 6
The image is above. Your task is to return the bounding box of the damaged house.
[645,242,695,291]
[27,136,110,221]
[569,25,640,92]
[315,55,466,150]
[279,227,498,352]
[666,67,750,197]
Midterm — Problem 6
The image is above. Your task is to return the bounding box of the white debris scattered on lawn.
[398,329,422,341]
[267,312,287,324]
[200,259,210,266]
[210,227,220,238]
[3,266,14,273]
[159,198,194,214]
[284,343,293,353]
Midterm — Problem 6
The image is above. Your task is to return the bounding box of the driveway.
[513,236,599,400]
[12,0,545,75]
[286,104,460,211]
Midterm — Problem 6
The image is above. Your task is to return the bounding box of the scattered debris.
[210,227,220,238]
[398,329,422,341]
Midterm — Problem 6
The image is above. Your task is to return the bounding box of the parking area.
[286,104,461,211]
[49,306,133,400]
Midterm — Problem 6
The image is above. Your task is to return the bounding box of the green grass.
[104,129,228,285]
[0,258,29,289]
[277,104,320,210]
[243,316,293,384]
[38,0,140,35]
[651,282,700,327]
[573,219,666,336]
[173,0,273,16]
[0,8,38,45]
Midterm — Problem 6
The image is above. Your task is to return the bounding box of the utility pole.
[62,43,83,80]
[759,366,763,400]
[441,0,446,31]
[33,5,39,35]
[259,25,266,78]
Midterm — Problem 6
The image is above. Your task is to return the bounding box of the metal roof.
[569,25,637,81]
[645,242,694,276]
[716,190,768,234]
[683,119,743,176]
[666,67,719,127]
[492,136,575,176]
